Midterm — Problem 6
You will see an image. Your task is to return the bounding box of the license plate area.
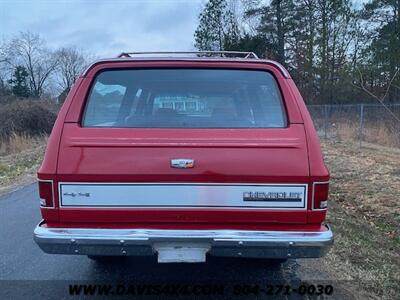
[154,243,210,263]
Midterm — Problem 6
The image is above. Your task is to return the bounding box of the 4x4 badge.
[171,159,195,169]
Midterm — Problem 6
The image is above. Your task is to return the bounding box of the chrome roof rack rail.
[117,51,259,59]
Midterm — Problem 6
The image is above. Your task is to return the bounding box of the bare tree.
[54,47,92,94]
[3,31,58,98]
[354,68,400,122]
[0,41,10,94]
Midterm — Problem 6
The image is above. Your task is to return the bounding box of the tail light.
[39,180,54,208]
[313,182,329,210]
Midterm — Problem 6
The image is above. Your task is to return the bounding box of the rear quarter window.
[82,69,287,128]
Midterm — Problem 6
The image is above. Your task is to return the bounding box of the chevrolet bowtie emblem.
[171,159,195,169]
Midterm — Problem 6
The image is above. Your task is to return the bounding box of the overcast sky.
[0,0,204,58]
[1,0,368,59]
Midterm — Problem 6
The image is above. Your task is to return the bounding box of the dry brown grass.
[0,133,47,194]
[320,140,400,299]
[0,133,47,156]
[363,125,400,147]
[0,100,57,141]
[331,122,400,148]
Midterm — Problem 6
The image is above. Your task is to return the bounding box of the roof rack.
[117,51,259,59]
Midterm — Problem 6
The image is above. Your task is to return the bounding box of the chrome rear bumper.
[33,221,333,260]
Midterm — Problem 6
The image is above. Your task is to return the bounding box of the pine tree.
[362,0,400,102]
[315,0,355,103]
[246,0,296,64]
[193,0,400,104]
[8,66,31,98]
[194,0,240,52]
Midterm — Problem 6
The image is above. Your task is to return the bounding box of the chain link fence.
[308,103,400,148]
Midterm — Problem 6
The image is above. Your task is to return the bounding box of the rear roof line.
[82,57,290,79]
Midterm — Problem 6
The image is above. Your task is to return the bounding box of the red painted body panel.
[58,209,307,224]
[286,80,329,223]
[57,124,309,179]
[37,58,329,229]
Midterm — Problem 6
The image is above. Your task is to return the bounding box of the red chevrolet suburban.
[34,51,333,263]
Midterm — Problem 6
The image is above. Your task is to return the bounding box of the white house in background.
[154,95,208,113]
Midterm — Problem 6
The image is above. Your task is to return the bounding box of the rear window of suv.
[82,69,287,128]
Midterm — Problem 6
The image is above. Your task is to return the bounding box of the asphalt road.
[0,184,352,299]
